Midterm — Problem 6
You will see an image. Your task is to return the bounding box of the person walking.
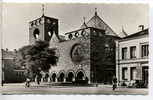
[25,77,31,87]
[36,75,41,85]
[112,76,117,91]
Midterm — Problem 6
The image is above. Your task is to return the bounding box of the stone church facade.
[29,11,120,84]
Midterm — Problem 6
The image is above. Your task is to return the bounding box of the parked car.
[127,80,148,88]
[127,80,136,88]
[121,81,127,87]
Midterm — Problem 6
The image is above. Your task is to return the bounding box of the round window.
[70,44,85,63]
[33,28,40,39]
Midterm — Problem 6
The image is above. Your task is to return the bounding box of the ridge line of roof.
[122,28,148,39]
[86,14,119,37]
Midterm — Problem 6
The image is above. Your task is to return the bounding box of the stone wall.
[48,27,117,83]
[90,28,117,83]
[49,30,91,82]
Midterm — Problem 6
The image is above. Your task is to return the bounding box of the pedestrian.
[25,77,31,88]
[37,75,41,85]
[112,76,117,91]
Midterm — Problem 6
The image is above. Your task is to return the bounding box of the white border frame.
[0,0,153,100]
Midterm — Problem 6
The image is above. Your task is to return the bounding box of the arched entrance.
[52,73,57,82]
[44,73,49,82]
[58,73,65,82]
[76,71,85,80]
[67,72,74,82]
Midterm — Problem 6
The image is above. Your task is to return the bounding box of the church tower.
[29,4,59,44]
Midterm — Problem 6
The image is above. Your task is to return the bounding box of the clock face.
[71,44,85,63]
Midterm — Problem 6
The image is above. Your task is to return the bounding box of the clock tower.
[29,5,59,44]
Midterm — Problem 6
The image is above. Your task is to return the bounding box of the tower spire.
[95,8,97,16]
[42,4,45,16]
[83,17,86,24]
[80,17,87,29]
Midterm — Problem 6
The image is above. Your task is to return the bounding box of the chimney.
[138,25,144,31]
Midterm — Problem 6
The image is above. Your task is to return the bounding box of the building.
[116,28,149,86]
[29,10,120,84]
[1,49,26,83]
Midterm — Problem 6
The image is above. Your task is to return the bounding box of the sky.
[1,3,149,50]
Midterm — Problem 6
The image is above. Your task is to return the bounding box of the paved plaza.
[0,82,148,95]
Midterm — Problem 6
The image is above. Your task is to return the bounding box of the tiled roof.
[81,11,118,37]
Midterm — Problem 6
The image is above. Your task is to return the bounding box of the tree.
[15,40,58,78]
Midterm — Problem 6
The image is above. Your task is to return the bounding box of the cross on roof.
[42,4,45,16]
[83,17,86,23]
[95,8,97,16]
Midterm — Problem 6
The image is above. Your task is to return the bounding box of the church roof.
[81,10,118,37]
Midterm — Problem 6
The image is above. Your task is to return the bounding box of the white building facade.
[116,29,149,85]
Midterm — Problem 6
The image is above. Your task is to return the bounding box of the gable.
[86,15,118,36]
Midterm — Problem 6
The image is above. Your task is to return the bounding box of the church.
[29,9,120,84]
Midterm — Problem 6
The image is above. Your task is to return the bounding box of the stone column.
[83,77,85,80]
[48,77,50,82]
[72,77,75,82]
[88,80,91,84]
[41,78,43,82]
[127,67,131,81]
[64,78,66,82]
[35,76,37,82]
[55,77,58,82]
